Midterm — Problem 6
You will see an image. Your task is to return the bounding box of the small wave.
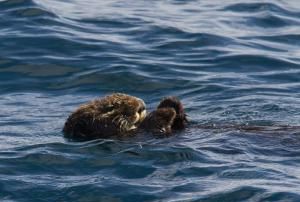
[0,0,35,7]
[1,0,300,201]
[0,0,56,18]
[12,7,56,18]
[243,13,299,28]
[222,2,300,18]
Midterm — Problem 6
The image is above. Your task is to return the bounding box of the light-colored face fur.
[101,93,146,133]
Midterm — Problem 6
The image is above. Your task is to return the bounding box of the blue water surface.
[1,0,300,201]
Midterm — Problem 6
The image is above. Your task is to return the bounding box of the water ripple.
[1,0,300,201]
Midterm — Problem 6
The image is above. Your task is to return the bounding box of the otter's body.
[63,93,146,139]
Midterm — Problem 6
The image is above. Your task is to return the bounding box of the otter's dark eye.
[138,106,145,113]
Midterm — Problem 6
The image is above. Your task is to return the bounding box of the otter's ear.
[157,96,180,108]
[157,96,184,115]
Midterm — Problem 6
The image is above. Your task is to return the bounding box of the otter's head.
[157,96,187,130]
[104,93,146,133]
[141,107,176,135]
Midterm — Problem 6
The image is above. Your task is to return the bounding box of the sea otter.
[140,96,188,135]
[63,93,146,139]
[63,94,188,140]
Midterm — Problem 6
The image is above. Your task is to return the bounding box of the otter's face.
[140,107,176,135]
[132,98,147,126]
[109,94,147,132]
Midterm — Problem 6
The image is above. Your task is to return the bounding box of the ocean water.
[1,0,300,201]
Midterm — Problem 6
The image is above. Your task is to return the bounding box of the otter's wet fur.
[63,93,146,139]
[141,96,188,135]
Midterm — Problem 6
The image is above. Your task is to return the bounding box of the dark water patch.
[152,32,235,50]
[211,54,300,72]
[223,2,300,18]
[174,165,216,178]
[135,25,236,52]
[243,13,299,28]
[0,36,102,58]
[0,0,57,24]
[199,186,266,202]
[0,0,35,8]
[7,7,56,18]
[79,17,144,30]
[261,192,300,202]
[0,64,77,77]
[251,34,300,47]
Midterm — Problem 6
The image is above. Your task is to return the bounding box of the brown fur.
[141,96,188,135]
[140,108,176,134]
[63,93,146,139]
[157,96,188,130]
